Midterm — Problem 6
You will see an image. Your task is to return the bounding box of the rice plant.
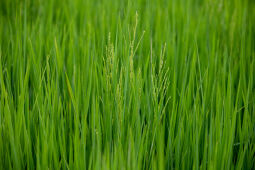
[0,0,254,169]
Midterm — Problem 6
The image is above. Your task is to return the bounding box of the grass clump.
[0,0,254,169]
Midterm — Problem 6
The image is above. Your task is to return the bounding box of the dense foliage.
[0,0,254,169]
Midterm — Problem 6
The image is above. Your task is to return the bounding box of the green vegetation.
[0,0,254,169]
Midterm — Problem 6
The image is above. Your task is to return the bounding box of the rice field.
[0,0,254,169]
